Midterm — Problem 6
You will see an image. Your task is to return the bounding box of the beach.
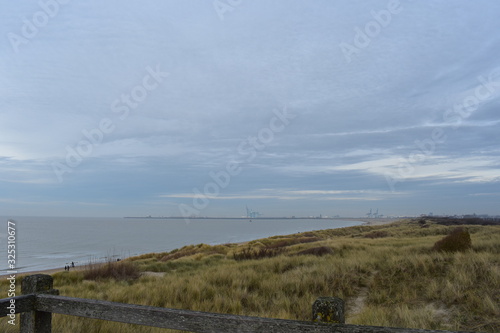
[2,218,398,278]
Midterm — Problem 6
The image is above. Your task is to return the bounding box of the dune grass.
[1,219,498,333]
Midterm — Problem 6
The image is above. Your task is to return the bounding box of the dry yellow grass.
[1,219,499,333]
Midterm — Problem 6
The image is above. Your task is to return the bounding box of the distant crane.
[367,208,383,218]
[372,208,383,218]
[246,206,262,218]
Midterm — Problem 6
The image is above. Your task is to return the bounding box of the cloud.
[1,1,500,216]
[162,188,401,202]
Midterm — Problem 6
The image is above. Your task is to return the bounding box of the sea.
[0,216,363,274]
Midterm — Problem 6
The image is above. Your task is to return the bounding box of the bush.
[364,231,390,239]
[296,246,333,256]
[432,227,472,252]
[83,259,140,281]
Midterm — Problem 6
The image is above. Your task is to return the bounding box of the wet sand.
[0,265,87,278]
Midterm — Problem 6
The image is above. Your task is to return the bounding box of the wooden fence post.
[312,297,345,324]
[21,274,59,333]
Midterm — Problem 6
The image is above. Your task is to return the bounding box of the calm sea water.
[0,216,362,274]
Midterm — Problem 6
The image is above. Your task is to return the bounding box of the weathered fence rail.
[0,274,477,333]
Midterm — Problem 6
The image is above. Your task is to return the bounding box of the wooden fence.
[1,274,477,333]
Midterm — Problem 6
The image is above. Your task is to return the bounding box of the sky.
[1,1,499,218]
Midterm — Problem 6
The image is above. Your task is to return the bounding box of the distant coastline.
[124,216,398,221]
[123,216,400,225]
[124,216,345,219]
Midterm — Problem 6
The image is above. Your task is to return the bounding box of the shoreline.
[2,218,399,278]
[0,264,87,279]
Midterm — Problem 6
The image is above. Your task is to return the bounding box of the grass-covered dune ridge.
[1,218,498,333]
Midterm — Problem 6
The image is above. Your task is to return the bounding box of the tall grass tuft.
[233,247,283,260]
[83,258,140,281]
[296,246,333,256]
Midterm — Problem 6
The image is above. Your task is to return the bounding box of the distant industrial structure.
[246,206,262,218]
[366,208,383,218]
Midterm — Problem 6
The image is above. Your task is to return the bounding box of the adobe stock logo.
[339,0,403,63]
[7,0,71,53]
[385,68,500,192]
[213,0,242,21]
